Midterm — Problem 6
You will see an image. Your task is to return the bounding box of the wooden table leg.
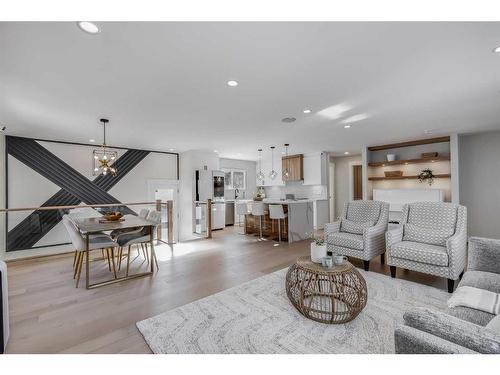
[85,234,90,289]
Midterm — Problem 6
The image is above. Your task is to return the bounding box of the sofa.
[395,237,500,354]
[325,200,389,271]
[386,202,467,293]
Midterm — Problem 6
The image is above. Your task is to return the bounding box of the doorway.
[352,165,363,200]
[328,160,335,222]
[147,179,179,243]
[348,161,363,201]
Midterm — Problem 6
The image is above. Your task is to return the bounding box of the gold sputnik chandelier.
[92,118,118,176]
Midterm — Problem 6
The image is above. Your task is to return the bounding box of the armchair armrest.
[324,221,340,237]
[446,229,467,279]
[362,222,387,258]
[324,221,340,254]
[468,237,500,274]
[395,325,476,354]
[403,307,500,354]
[385,225,403,247]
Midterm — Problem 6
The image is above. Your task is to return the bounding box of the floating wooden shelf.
[368,174,451,181]
[367,136,450,151]
[368,156,450,167]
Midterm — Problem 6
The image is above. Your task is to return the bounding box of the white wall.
[178,150,219,241]
[219,158,256,200]
[459,130,500,239]
[0,134,5,257]
[331,154,362,219]
[2,139,177,260]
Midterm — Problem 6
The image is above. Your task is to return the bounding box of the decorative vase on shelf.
[310,242,327,263]
[254,186,266,201]
[386,154,396,162]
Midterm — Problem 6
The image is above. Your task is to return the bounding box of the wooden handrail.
[0,201,170,213]
[207,199,212,239]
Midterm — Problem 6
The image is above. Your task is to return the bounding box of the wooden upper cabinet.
[282,154,304,181]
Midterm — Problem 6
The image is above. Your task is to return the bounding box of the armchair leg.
[363,260,370,272]
[447,279,455,293]
[390,266,396,278]
[380,253,385,265]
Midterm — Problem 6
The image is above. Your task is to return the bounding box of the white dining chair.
[236,202,250,234]
[269,204,287,243]
[116,210,161,275]
[251,202,266,240]
[113,208,151,266]
[62,215,118,288]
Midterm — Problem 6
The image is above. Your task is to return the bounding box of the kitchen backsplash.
[264,183,327,200]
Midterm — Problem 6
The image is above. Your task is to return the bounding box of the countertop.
[262,198,323,204]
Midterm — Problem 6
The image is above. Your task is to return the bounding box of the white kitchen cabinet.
[303,152,327,185]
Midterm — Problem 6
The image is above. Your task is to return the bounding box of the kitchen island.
[244,199,314,243]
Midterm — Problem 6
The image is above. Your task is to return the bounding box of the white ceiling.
[1,22,500,160]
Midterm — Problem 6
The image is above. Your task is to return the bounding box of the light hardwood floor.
[5,226,449,354]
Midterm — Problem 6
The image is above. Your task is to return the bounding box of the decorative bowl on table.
[102,211,123,221]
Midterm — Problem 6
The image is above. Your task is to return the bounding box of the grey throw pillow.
[403,223,454,246]
[341,219,375,235]
[486,315,500,334]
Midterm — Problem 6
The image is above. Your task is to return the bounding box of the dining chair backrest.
[269,205,285,220]
[62,215,86,252]
[147,210,162,225]
[236,202,250,216]
[251,202,265,216]
[139,208,150,218]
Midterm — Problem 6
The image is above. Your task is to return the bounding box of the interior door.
[329,162,335,221]
[353,165,363,200]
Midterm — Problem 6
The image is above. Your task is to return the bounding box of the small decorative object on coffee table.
[310,233,326,263]
[286,256,367,324]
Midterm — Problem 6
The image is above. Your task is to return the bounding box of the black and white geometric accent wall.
[5,136,178,252]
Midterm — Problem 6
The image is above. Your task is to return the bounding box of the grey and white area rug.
[136,268,448,353]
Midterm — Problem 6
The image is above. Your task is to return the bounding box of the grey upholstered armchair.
[325,200,389,271]
[386,202,467,293]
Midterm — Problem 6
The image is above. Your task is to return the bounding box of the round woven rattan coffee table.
[286,256,368,324]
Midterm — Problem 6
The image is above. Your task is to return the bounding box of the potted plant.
[309,233,327,263]
[418,168,435,186]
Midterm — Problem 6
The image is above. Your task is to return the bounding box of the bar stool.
[251,202,265,240]
[269,205,287,243]
[235,202,249,234]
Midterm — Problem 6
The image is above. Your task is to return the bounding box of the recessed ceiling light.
[214,150,219,153]
[303,109,312,114]
[89,139,95,143]
[77,21,100,34]
[227,80,238,87]
[493,46,500,53]
[344,124,351,129]
[344,151,349,155]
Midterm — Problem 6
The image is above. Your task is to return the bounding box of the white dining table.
[72,215,157,289]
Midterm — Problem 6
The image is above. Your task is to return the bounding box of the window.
[221,168,246,190]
